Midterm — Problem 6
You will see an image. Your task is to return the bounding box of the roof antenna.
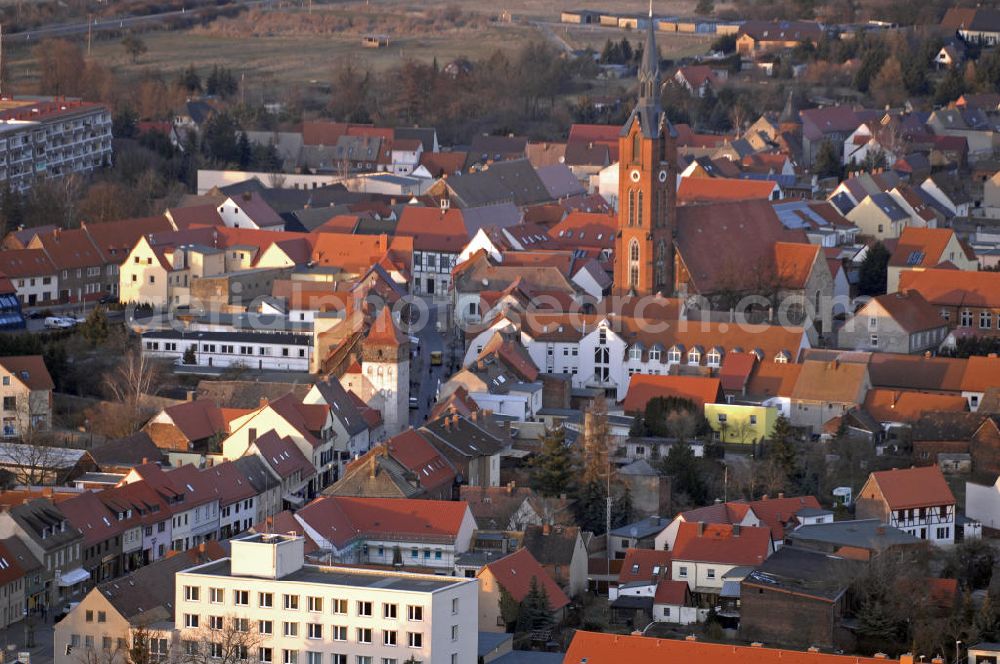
[648,0,653,17]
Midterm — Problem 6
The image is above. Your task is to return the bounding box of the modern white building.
[141,329,313,372]
[175,534,479,664]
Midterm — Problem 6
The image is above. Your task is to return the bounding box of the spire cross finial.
[648,0,653,18]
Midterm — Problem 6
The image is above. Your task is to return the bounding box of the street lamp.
[956,640,963,664]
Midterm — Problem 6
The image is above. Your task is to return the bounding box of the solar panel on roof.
[906,251,925,265]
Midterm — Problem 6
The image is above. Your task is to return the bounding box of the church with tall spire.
[612,0,678,297]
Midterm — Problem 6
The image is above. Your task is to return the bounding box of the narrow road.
[530,20,577,56]
[5,0,263,43]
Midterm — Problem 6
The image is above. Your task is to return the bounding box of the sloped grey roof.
[445,159,551,208]
[312,377,367,436]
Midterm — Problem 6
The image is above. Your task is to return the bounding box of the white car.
[44,317,75,329]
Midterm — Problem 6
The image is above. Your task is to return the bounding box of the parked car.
[44,317,75,329]
[409,396,419,409]
[430,351,443,366]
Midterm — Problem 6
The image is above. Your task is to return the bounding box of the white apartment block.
[175,534,478,664]
[141,330,313,372]
[0,98,112,192]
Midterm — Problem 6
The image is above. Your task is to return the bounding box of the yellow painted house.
[704,403,778,444]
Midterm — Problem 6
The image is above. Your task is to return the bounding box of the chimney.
[697,521,705,536]
[808,647,821,653]
[931,658,944,664]
[874,655,888,660]
[259,397,269,408]
[543,524,551,536]
[732,524,741,537]
[751,643,764,648]
[778,492,785,499]
[685,635,698,642]
[761,494,769,501]
[186,390,196,402]
[142,457,149,465]
[900,654,915,664]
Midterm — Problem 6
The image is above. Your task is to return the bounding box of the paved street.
[409,301,451,426]
[0,613,55,664]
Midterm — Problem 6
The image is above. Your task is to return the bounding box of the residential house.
[886,227,977,293]
[302,376,376,461]
[118,463,220,553]
[97,479,172,569]
[477,548,570,632]
[521,524,588,597]
[205,461,257,539]
[324,430,456,501]
[608,516,671,559]
[420,413,505,488]
[58,491,123,586]
[899,269,1000,341]
[856,466,956,544]
[0,539,26,629]
[800,106,862,166]
[789,359,870,434]
[142,399,227,453]
[941,7,1000,45]
[837,291,949,354]
[0,498,86,609]
[53,543,227,664]
[845,193,912,240]
[216,191,285,230]
[0,355,53,438]
[920,173,972,217]
[87,433,166,475]
[293,496,477,571]
[652,579,695,625]
[736,20,824,57]
[673,66,722,97]
[459,485,574,531]
[0,249,58,307]
[394,206,465,298]
[245,431,316,511]
[671,522,773,605]
[232,454,283,527]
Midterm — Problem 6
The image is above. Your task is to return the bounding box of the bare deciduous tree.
[103,349,162,435]
[180,616,262,664]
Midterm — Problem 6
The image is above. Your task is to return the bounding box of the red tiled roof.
[718,352,757,392]
[867,291,947,334]
[618,548,672,584]
[0,540,25,585]
[0,356,54,391]
[746,495,822,540]
[899,268,1000,309]
[863,389,968,423]
[202,460,256,505]
[481,548,570,609]
[366,306,407,348]
[83,216,174,264]
[962,355,1000,392]
[161,399,226,443]
[565,631,891,664]
[774,242,819,289]
[868,466,955,509]
[672,522,771,566]
[394,207,468,253]
[889,227,961,268]
[386,430,456,492]
[252,431,316,481]
[59,490,122,547]
[29,228,103,269]
[621,375,722,413]
[653,579,690,605]
[548,211,616,249]
[297,496,470,548]
[678,177,778,204]
[419,151,467,177]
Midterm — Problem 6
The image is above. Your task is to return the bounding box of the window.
[258,592,273,608]
[209,616,224,631]
[356,658,372,664]
[870,333,878,347]
[283,622,298,637]
[97,612,106,623]
[259,621,273,635]
[184,614,199,629]
[357,628,372,644]
[234,590,249,606]
[407,633,423,649]
[86,610,94,622]
[282,651,297,664]
[451,598,459,615]
[407,605,423,621]
[451,625,459,642]
[307,597,322,612]
[307,653,323,664]
[210,643,223,659]
[259,649,272,664]
[750,415,758,425]
[331,626,347,642]
[284,594,299,610]
[210,588,224,604]
[357,601,372,617]
[332,657,346,664]
[868,316,878,330]
[332,599,347,615]
[384,603,398,619]
[307,624,322,640]
[184,586,200,601]
[706,349,721,367]
[678,566,688,578]
[383,630,397,646]
[648,348,661,361]
[707,568,716,579]
[667,347,681,363]
[961,309,973,327]
[981,311,993,329]
[628,347,642,361]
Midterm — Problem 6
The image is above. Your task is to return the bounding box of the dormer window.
[628,347,642,361]
[648,348,661,362]
[774,351,789,364]
[706,348,722,367]
[667,346,682,363]
[687,348,701,365]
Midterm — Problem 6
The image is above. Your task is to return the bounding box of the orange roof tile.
[678,177,778,203]
[621,375,722,413]
[773,241,819,289]
[297,496,470,548]
[888,227,969,269]
[653,579,690,605]
[672,522,771,566]
[863,389,968,423]
[899,268,1000,309]
[867,290,947,334]
[386,430,456,492]
[962,355,1000,392]
[480,548,570,609]
[365,306,407,348]
[868,466,955,509]
[618,548,672,584]
[565,631,891,664]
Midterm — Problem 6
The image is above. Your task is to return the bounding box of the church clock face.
[658,169,668,183]
[630,169,641,183]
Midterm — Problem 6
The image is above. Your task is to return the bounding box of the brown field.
[4,0,717,93]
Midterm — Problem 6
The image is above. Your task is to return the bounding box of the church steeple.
[638,0,660,110]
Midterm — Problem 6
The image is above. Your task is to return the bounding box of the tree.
[180,615,262,664]
[112,108,139,140]
[179,64,202,93]
[613,483,634,528]
[128,625,154,664]
[695,0,714,15]
[80,307,111,346]
[201,112,242,166]
[121,34,148,64]
[183,345,197,365]
[858,241,890,296]
[530,427,575,498]
[103,348,162,435]
[814,140,842,178]
[574,478,609,533]
[660,441,709,507]
[515,577,555,634]
[34,39,85,96]
[935,67,967,106]
[767,415,798,480]
[871,57,906,107]
[497,585,520,632]
[710,34,736,54]
[581,395,612,486]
